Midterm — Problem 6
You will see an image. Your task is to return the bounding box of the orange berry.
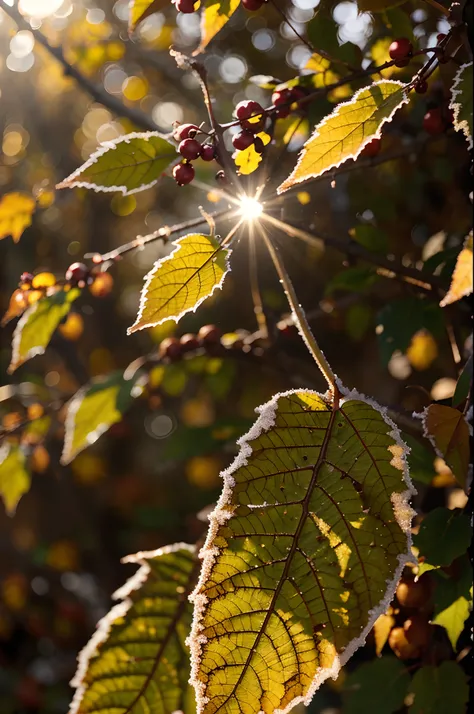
[389,626,421,660]
[2,412,22,430]
[396,577,430,608]
[27,403,44,420]
[403,615,432,648]
[89,271,114,298]
[58,312,84,341]
[31,445,50,473]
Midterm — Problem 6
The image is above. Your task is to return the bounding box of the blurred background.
[0,0,472,712]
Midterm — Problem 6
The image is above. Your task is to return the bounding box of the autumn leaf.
[195,0,240,54]
[278,80,408,193]
[0,443,31,516]
[128,0,167,31]
[233,132,271,175]
[449,62,473,150]
[421,404,470,488]
[0,192,36,243]
[69,543,198,714]
[8,288,80,374]
[128,233,231,332]
[56,132,177,195]
[440,233,473,307]
[189,387,414,713]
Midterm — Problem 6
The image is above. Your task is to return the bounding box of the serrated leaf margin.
[449,61,473,150]
[188,383,416,714]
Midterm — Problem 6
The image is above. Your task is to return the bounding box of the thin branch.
[260,228,337,392]
[249,232,269,339]
[0,1,157,132]
[422,0,451,17]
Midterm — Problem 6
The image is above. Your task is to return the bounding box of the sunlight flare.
[238,195,263,221]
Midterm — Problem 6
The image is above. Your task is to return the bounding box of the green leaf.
[414,508,471,567]
[128,0,166,31]
[278,80,408,192]
[342,657,410,714]
[350,224,388,253]
[189,387,414,713]
[452,355,473,407]
[0,443,31,515]
[402,434,434,485]
[408,661,469,713]
[431,555,472,648]
[8,288,80,374]
[61,372,141,465]
[439,232,473,307]
[325,266,379,296]
[449,62,473,150]
[376,297,444,366]
[345,302,373,341]
[128,234,231,332]
[56,132,177,195]
[433,593,471,649]
[69,543,197,714]
[357,0,407,11]
[421,404,470,488]
[196,0,240,54]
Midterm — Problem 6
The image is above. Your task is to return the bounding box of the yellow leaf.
[278,80,409,193]
[440,233,473,307]
[373,612,396,656]
[128,0,167,31]
[196,0,240,54]
[0,443,30,516]
[0,192,36,243]
[233,131,270,175]
[128,233,231,332]
[422,404,470,488]
[406,330,438,371]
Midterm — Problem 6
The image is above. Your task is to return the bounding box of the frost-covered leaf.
[278,80,408,192]
[420,404,470,488]
[439,233,473,307]
[189,387,414,714]
[0,192,35,243]
[128,0,167,31]
[408,661,469,713]
[128,233,231,333]
[0,443,30,515]
[414,508,471,567]
[342,656,410,714]
[61,372,142,465]
[69,543,197,714]
[449,62,473,150]
[196,0,240,54]
[8,288,80,374]
[56,132,177,195]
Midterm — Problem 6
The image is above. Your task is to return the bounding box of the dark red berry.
[389,38,413,62]
[415,79,428,94]
[198,324,221,344]
[180,333,200,351]
[173,162,195,186]
[65,262,89,284]
[360,137,381,158]
[437,33,447,43]
[254,136,265,154]
[215,170,226,183]
[272,88,293,118]
[159,337,182,360]
[179,138,202,160]
[175,0,197,13]
[174,123,199,141]
[232,130,254,151]
[20,272,34,285]
[235,100,263,121]
[241,0,264,9]
[201,145,215,162]
[423,108,445,135]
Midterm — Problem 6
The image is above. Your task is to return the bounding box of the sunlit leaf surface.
[449,62,473,150]
[0,443,31,515]
[196,0,241,54]
[128,0,167,31]
[129,233,231,332]
[56,132,177,195]
[440,233,473,307]
[278,80,408,192]
[190,388,414,714]
[0,192,35,243]
[421,404,470,488]
[70,544,197,714]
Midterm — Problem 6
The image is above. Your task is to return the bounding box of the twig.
[422,0,451,17]
[0,1,157,132]
[260,230,337,392]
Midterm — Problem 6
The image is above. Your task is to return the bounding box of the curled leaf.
[189,386,414,714]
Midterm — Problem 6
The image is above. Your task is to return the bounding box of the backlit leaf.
[1,289,29,326]
[373,612,396,656]
[430,555,472,649]
[408,661,469,713]
[128,0,167,31]
[278,80,408,192]
[0,192,35,243]
[433,593,471,649]
[342,656,410,714]
[439,233,473,307]
[8,288,80,374]
[233,132,271,175]
[0,443,30,515]
[56,132,177,195]
[189,387,414,714]
[128,233,231,332]
[61,372,142,465]
[421,404,470,488]
[414,507,471,567]
[449,62,473,150]
[196,0,240,54]
[69,543,198,714]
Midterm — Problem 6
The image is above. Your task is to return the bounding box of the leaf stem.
[260,231,337,392]
[422,0,451,17]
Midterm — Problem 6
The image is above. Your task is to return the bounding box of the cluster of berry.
[172,124,216,186]
[158,324,222,360]
[64,262,114,298]
[388,575,436,660]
